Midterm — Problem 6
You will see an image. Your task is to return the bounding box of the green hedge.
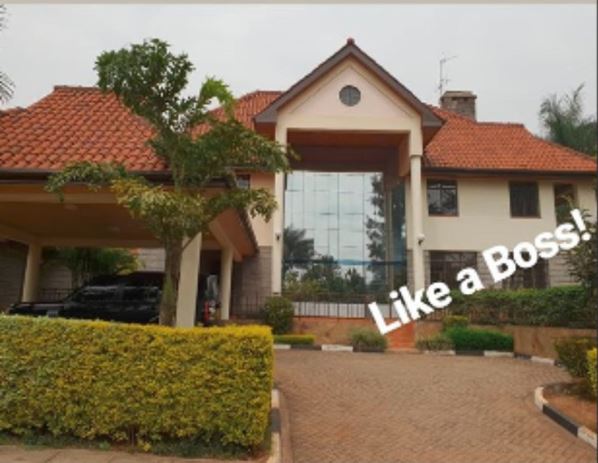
[350,328,387,352]
[273,334,315,345]
[554,337,596,378]
[0,316,272,449]
[587,349,597,399]
[445,327,513,351]
[260,296,294,335]
[415,333,454,351]
[448,286,592,328]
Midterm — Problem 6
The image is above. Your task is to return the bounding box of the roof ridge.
[54,85,100,91]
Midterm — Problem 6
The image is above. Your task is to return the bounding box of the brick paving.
[274,351,595,463]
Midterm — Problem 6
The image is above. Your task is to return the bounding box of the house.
[0,39,595,340]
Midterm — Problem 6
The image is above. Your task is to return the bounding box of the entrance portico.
[254,38,443,295]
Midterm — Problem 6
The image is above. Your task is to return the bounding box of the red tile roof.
[0,86,595,175]
[426,106,596,173]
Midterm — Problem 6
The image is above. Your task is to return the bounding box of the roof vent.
[346,37,355,45]
[440,90,477,120]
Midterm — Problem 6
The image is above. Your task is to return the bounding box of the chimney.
[440,90,477,120]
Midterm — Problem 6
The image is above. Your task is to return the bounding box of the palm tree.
[0,5,14,104]
[283,226,314,275]
[539,84,597,156]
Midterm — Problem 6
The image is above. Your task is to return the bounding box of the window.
[501,253,547,289]
[430,251,477,289]
[554,183,576,224]
[427,180,458,216]
[236,174,250,190]
[339,85,361,106]
[509,181,539,217]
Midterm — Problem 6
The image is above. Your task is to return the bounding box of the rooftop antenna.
[438,54,458,97]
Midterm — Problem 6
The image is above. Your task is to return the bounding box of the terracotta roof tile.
[426,106,596,173]
[0,86,595,175]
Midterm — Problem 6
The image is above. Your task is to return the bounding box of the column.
[219,246,233,321]
[21,242,41,302]
[176,233,202,328]
[271,124,286,294]
[410,152,425,290]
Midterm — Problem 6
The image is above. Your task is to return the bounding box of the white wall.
[405,176,596,251]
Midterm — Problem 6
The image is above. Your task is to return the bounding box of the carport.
[0,179,259,326]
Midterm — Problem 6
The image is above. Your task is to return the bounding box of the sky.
[1,4,596,135]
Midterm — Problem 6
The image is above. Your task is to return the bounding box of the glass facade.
[283,171,405,297]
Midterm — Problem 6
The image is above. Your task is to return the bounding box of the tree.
[283,226,314,275]
[46,39,290,326]
[0,5,14,104]
[565,210,597,311]
[44,247,139,289]
[539,84,597,156]
[365,174,386,291]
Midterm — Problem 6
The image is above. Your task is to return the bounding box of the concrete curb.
[268,389,281,463]
[533,386,597,449]
[268,388,293,463]
[274,343,353,352]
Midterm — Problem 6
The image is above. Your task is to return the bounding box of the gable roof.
[0,86,595,177]
[254,38,443,140]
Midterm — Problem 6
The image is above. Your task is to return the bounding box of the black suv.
[8,272,164,324]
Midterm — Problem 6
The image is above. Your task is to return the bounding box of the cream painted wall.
[405,176,596,251]
[276,58,422,146]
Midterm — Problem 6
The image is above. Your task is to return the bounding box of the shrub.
[415,333,454,351]
[444,327,513,351]
[273,334,315,345]
[260,296,294,335]
[554,337,597,378]
[0,316,272,449]
[447,286,592,328]
[587,348,597,399]
[442,315,469,331]
[350,328,388,352]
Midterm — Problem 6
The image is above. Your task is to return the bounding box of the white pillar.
[219,246,233,321]
[410,153,425,290]
[21,242,41,302]
[176,233,202,327]
[272,125,287,294]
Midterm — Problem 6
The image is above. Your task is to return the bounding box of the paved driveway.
[274,351,595,463]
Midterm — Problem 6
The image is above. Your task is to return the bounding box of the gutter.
[422,166,596,178]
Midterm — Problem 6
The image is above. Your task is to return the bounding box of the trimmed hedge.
[415,333,454,351]
[273,334,315,345]
[444,327,513,351]
[0,316,272,449]
[350,327,387,352]
[442,315,469,331]
[448,286,592,328]
[554,337,596,378]
[261,296,294,335]
[587,348,597,399]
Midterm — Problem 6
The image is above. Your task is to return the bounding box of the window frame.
[427,179,459,217]
[553,183,577,224]
[509,181,540,218]
[429,250,477,289]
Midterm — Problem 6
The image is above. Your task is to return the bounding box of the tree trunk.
[159,240,183,326]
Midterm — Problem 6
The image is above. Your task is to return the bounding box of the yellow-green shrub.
[0,316,272,448]
[587,348,597,399]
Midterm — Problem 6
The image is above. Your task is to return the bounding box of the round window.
[339,85,361,106]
